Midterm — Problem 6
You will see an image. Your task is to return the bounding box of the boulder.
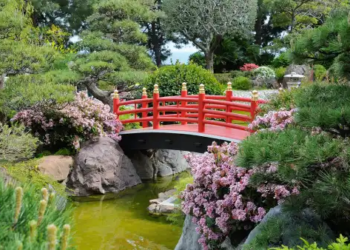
[175,215,234,250]
[148,190,178,215]
[243,205,335,249]
[66,137,141,196]
[252,77,278,89]
[38,156,73,183]
[175,215,202,250]
[127,150,191,179]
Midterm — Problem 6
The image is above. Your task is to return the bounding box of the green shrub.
[189,52,206,68]
[0,177,74,249]
[232,76,252,90]
[270,235,350,250]
[231,70,252,79]
[313,65,327,82]
[0,123,39,163]
[275,67,286,83]
[119,106,142,130]
[260,88,300,113]
[143,62,223,96]
[272,52,291,68]
[214,73,232,84]
[54,148,74,156]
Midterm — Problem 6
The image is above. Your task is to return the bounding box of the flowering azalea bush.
[240,63,259,72]
[249,109,296,131]
[182,143,269,249]
[12,92,122,151]
[181,140,304,249]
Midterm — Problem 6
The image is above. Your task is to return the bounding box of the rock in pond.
[127,149,191,179]
[38,155,73,183]
[148,189,177,215]
[66,137,141,196]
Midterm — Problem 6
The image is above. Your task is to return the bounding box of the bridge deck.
[121,124,250,141]
[119,124,251,152]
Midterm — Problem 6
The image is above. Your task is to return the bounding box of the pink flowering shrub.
[240,63,259,72]
[249,109,296,131]
[12,92,122,151]
[181,142,267,249]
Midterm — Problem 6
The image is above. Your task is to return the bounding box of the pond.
[72,173,190,250]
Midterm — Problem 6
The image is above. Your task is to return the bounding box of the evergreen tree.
[71,0,157,106]
[291,10,350,80]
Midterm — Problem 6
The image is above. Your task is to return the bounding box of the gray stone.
[127,149,191,180]
[125,150,155,179]
[154,150,190,177]
[66,137,141,196]
[175,215,234,250]
[243,205,335,249]
[38,155,73,182]
[175,215,202,250]
[252,77,278,89]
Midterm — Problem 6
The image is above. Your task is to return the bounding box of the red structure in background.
[113,83,267,136]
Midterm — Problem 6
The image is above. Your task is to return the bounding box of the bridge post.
[153,84,160,129]
[198,84,205,133]
[142,88,148,128]
[181,82,188,125]
[113,89,120,117]
[226,82,233,124]
[251,90,259,121]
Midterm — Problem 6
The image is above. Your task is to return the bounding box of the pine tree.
[71,0,158,106]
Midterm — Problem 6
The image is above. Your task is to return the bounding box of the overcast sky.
[164,42,199,65]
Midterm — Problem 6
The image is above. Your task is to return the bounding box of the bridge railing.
[113,82,267,133]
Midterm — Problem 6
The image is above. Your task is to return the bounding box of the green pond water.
[72,173,189,250]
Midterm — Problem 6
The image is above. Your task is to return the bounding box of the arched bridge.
[113,83,267,153]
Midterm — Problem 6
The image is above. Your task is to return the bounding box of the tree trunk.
[254,0,264,46]
[83,79,113,110]
[152,21,162,67]
[205,51,214,73]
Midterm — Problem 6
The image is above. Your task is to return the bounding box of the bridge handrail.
[112,82,266,133]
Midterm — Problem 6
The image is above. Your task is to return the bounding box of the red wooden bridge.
[113,83,266,152]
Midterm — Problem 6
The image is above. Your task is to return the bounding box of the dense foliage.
[163,0,258,71]
[0,124,39,163]
[0,179,74,249]
[291,10,350,80]
[12,92,122,151]
[143,62,223,96]
[232,76,252,90]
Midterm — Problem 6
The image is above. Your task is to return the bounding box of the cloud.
[166,42,199,53]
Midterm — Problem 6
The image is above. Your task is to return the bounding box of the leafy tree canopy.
[163,0,258,72]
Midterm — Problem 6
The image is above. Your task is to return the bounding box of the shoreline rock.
[66,137,142,196]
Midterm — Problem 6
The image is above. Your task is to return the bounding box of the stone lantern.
[284,72,305,89]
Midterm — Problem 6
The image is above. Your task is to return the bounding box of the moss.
[2,159,67,197]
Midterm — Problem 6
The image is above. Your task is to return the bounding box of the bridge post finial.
[182,82,187,91]
[199,84,205,94]
[226,82,232,92]
[113,89,119,99]
[154,84,159,94]
[142,87,147,97]
[252,90,259,101]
